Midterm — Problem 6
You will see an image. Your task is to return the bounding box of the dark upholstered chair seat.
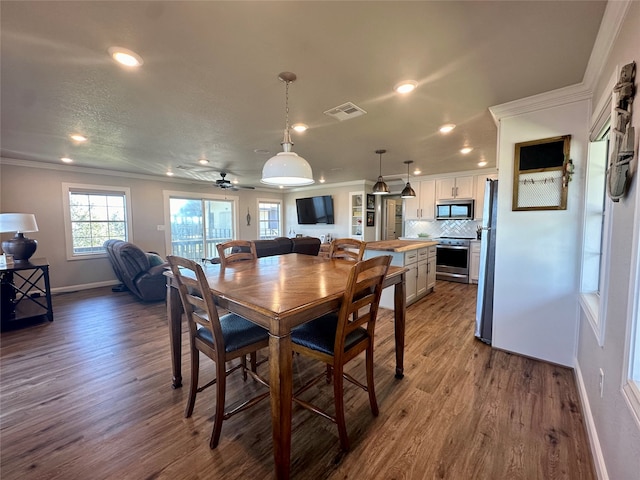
[291,314,368,356]
[196,313,269,353]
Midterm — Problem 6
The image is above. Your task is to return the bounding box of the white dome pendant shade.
[372,149,390,195]
[261,72,314,186]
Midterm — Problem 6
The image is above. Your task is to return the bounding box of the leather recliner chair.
[103,239,168,302]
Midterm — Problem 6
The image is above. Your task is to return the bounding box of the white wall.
[0,161,284,290]
[283,181,375,240]
[491,99,589,367]
[575,2,640,479]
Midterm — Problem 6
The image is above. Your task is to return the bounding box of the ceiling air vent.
[323,102,367,121]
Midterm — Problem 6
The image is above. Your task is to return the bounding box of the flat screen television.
[295,195,334,224]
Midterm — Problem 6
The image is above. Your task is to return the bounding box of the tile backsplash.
[403,219,480,239]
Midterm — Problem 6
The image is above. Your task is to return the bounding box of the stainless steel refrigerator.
[475,179,498,344]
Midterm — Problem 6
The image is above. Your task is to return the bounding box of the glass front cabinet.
[349,191,376,241]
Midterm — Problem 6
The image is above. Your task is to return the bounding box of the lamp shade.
[261,151,315,186]
[372,177,390,195]
[0,213,39,233]
[372,149,389,195]
[261,71,314,187]
[0,213,39,262]
[400,160,416,198]
[401,182,416,198]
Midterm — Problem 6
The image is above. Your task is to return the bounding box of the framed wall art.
[512,135,572,211]
[366,194,375,210]
[366,211,375,227]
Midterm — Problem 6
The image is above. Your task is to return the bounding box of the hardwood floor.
[0,281,595,479]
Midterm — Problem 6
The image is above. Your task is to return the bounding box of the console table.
[0,257,53,329]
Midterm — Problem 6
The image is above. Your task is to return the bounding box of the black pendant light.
[372,149,390,195]
[401,160,416,198]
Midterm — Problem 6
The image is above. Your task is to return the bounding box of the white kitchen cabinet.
[426,245,436,291]
[436,175,474,200]
[416,247,430,298]
[474,173,498,220]
[365,241,437,308]
[403,180,435,220]
[469,240,481,284]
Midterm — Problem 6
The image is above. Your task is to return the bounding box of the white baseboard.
[51,280,120,295]
[574,362,609,480]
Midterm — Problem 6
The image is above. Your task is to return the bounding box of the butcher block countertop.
[365,239,438,252]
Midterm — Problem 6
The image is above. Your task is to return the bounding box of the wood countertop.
[365,239,438,252]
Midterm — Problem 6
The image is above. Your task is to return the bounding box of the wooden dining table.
[165,253,407,480]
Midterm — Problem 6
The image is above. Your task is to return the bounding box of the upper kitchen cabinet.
[436,175,474,200]
[474,173,498,220]
[403,180,435,220]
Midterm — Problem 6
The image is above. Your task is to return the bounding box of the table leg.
[166,281,183,389]
[393,272,406,379]
[269,332,293,480]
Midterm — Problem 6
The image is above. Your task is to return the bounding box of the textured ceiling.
[0,1,606,189]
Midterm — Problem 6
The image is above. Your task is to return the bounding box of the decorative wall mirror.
[512,135,572,211]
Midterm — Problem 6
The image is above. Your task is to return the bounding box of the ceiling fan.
[214,172,255,191]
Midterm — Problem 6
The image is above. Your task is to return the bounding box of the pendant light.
[401,160,416,198]
[261,72,314,186]
[372,149,390,195]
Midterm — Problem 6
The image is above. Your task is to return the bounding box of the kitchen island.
[365,239,438,308]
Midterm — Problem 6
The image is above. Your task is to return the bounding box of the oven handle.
[436,245,469,251]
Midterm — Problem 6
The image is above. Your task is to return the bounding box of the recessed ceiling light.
[198,158,209,165]
[70,134,87,142]
[439,124,456,134]
[478,161,488,167]
[166,171,174,176]
[413,168,422,175]
[292,123,308,133]
[232,179,239,184]
[279,185,284,189]
[61,157,73,163]
[460,147,473,154]
[108,47,143,67]
[319,177,326,183]
[394,80,418,94]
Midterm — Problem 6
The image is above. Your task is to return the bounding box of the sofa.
[103,239,168,302]
[211,236,321,262]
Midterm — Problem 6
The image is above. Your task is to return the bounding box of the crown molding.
[489,82,592,124]
[489,0,631,124]
[582,0,633,90]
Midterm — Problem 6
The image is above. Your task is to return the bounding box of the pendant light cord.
[282,80,292,146]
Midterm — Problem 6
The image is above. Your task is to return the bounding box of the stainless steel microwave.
[435,199,474,220]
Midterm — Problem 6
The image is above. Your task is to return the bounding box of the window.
[580,128,612,345]
[258,200,282,239]
[62,183,132,260]
[164,191,238,262]
[623,167,640,428]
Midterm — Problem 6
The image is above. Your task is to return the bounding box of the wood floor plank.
[0,282,595,479]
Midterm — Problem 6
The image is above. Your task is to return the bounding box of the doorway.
[382,195,402,240]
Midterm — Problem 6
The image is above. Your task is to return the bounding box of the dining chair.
[216,240,257,267]
[290,254,392,451]
[166,255,270,449]
[328,238,366,261]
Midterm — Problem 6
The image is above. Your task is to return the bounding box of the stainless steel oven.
[436,237,471,283]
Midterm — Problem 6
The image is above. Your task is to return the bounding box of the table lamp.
[0,213,39,262]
